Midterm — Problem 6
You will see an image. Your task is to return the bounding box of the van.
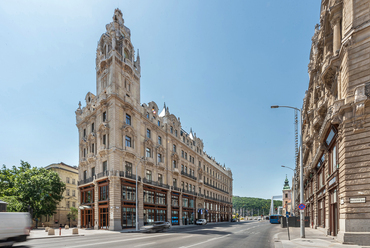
[0,212,31,246]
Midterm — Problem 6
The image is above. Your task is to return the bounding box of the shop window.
[99,185,109,201]
[122,185,136,201]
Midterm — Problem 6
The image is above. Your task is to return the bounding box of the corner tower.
[282,175,292,215]
[96,8,141,106]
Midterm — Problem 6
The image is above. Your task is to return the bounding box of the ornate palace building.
[75,9,233,231]
[300,0,370,245]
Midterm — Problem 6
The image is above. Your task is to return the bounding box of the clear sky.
[0,0,320,199]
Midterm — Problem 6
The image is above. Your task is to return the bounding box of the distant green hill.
[232,196,282,216]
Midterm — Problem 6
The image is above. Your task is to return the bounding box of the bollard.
[45,227,49,232]
[59,227,61,236]
[72,228,78,235]
[48,228,55,235]
[65,225,69,230]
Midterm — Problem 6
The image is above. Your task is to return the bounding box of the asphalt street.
[14,221,282,248]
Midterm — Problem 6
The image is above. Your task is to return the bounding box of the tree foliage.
[67,207,78,221]
[232,196,282,216]
[0,161,66,219]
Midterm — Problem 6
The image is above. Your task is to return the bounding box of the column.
[138,183,144,227]
[167,190,172,223]
[109,175,122,231]
[179,194,183,225]
[94,182,99,230]
[331,17,341,54]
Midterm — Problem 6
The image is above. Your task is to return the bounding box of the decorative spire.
[283,175,290,190]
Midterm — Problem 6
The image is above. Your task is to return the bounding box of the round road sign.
[298,203,306,210]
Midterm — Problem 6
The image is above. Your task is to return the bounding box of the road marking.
[179,234,231,248]
[65,233,172,248]
[134,242,156,247]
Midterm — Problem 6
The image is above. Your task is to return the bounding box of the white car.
[257,217,262,221]
[196,219,207,225]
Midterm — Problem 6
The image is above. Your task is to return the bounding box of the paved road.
[14,221,281,248]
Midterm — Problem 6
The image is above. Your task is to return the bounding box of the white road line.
[134,242,156,247]
[179,234,231,248]
[65,233,172,248]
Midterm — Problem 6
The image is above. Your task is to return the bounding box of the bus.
[269,215,281,224]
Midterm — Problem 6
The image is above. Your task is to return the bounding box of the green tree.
[0,161,66,228]
[67,207,78,227]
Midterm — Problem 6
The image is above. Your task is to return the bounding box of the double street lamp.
[271,105,305,238]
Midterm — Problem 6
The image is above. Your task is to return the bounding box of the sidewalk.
[274,227,370,248]
[29,221,232,240]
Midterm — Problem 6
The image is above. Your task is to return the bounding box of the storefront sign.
[349,198,366,203]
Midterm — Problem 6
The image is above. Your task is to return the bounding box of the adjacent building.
[300,0,370,245]
[76,9,233,231]
[42,162,79,227]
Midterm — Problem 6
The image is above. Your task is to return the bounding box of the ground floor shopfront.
[78,176,232,230]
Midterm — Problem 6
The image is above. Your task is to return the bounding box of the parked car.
[257,217,262,221]
[0,212,31,247]
[196,219,207,225]
[140,221,170,233]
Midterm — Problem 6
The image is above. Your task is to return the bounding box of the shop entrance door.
[99,207,109,229]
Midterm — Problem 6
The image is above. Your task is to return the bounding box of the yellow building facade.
[41,162,79,227]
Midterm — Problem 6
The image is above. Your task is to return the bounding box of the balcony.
[204,182,229,195]
[171,186,181,192]
[78,176,94,186]
[199,179,203,184]
[96,170,109,179]
[157,162,165,170]
[181,171,197,181]
[173,168,179,174]
[99,145,108,156]
[182,189,197,196]
[143,178,170,189]
[87,153,96,162]
[122,172,141,182]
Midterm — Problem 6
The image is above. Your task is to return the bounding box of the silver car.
[196,219,207,225]
[140,221,171,233]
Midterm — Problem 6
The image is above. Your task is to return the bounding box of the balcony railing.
[78,176,94,186]
[204,182,229,194]
[182,189,197,196]
[96,171,109,179]
[143,178,170,189]
[123,172,141,182]
[171,186,181,192]
[181,171,197,181]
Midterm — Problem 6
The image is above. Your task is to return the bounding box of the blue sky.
[0,0,320,199]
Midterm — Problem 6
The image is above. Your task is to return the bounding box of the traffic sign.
[298,203,306,210]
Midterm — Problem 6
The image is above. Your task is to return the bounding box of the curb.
[28,234,85,240]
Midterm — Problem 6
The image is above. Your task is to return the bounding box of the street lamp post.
[271,105,305,238]
[136,156,145,231]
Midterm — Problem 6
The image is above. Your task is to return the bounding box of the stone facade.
[42,162,78,227]
[76,9,233,231]
[300,0,370,245]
